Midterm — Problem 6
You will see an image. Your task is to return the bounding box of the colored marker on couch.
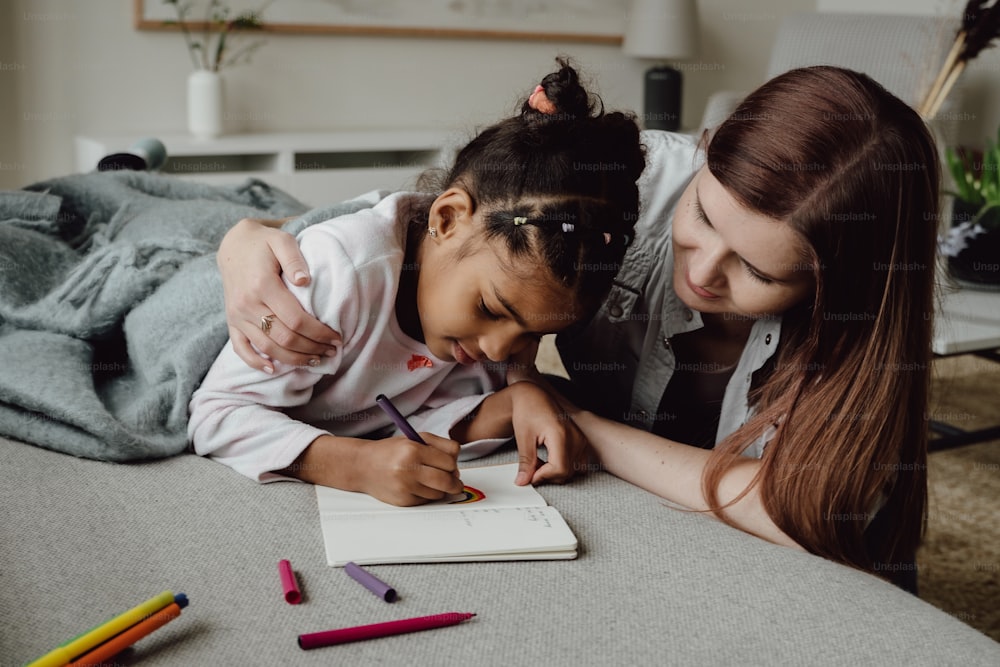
[27,591,183,667]
[278,559,302,604]
[345,561,397,602]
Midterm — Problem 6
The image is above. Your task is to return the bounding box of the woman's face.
[672,166,814,318]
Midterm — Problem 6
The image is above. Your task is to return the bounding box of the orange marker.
[67,599,188,666]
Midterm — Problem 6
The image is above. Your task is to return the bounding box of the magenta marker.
[278,559,302,604]
[298,612,475,649]
[375,394,426,444]
[345,561,397,602]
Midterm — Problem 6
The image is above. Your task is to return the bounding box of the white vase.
[187,70,224,139]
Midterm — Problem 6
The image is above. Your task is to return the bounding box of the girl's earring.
[428,227,438,238]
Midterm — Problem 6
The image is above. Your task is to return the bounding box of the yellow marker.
[27,590,176,667]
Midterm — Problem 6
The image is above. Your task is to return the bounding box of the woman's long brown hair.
[701,66,940,586]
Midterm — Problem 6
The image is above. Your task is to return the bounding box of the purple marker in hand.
[375,393,465,499]
[375,394,427,445]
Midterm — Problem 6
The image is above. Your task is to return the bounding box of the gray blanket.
[0,171,375,461]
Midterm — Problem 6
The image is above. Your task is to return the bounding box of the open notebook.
[314,463,578,566]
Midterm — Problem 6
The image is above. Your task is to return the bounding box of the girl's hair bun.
[430,57,645,323]
[521,57,598,121]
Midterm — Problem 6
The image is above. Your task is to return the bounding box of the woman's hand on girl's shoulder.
[218,218,342,372]
[508,381,593,486]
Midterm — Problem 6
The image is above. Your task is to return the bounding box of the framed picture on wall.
[134,0,627,43]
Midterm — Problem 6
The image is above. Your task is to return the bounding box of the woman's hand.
[217,218,341,372]
[508,381,593,486]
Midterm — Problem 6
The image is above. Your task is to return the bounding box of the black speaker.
[97,138,168,172]
[643,66,682,132]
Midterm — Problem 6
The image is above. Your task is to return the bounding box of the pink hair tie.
[528,84,558,115]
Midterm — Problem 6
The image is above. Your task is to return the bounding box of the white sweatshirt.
[188,193,509,482]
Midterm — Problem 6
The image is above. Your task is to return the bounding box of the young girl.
[188,61,645,506]
[217,65,939,591]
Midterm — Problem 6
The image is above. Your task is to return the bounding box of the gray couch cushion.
[2,436,998,665]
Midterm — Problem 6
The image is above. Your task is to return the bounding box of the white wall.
[2,0,817,190]
[1,1,25,185]
[818,0,1000,146]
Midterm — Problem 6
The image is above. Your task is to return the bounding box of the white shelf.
[933,285,1000,355]
[75,129,460,207]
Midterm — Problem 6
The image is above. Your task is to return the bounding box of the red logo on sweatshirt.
[407,354,433,371]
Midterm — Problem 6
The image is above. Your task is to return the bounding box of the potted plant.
[163,0,267,138]
[940,128,1000,288]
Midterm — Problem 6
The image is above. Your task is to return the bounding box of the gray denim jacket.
[556,131,782,457]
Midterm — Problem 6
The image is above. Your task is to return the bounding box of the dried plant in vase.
[918,0,1000,119]
[920,2,1000,287]
[162,0,269,138]
[163,0,268,73]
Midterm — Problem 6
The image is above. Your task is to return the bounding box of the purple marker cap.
[345,561,397,602]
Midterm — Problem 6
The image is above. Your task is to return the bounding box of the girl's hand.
[509,382,593,486]
[217,218,341,371]
[354,432,465,506]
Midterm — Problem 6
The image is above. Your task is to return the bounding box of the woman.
[214,66,940,589]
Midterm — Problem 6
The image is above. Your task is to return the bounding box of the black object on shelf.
[98,138,167,172]
[643,66,682,132]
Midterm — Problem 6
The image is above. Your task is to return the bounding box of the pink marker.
[278,559,302,604]
[298,612,476,649]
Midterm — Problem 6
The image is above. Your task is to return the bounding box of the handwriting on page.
[453,507,555,529]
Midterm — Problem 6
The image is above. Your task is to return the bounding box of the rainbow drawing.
[448,485,486,504]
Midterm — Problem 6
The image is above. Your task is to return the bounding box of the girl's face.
[672,166,814,318]
[417,193,578,365]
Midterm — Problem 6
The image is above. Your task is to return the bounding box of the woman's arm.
[569,408,803,550]
[217,218,341,371]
